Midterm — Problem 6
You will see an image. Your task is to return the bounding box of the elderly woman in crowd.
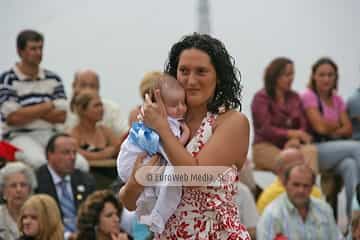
[0,162,37,240]
[76,190,132,240]
[17,194,63,240]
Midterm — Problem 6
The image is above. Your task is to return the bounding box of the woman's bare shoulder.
[68,126,79,137]
[216,110,249,129]
[99,124,114,135]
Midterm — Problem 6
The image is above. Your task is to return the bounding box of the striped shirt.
[257,193,343,240]
[0,64,67,136]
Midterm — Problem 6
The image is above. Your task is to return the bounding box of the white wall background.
[1,0,359,133]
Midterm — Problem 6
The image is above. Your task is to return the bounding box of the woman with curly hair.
[17,194,63,240]
[76,190,131,240]
[120,33,251,239]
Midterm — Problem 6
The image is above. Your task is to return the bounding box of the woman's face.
[98,202,120,236]
[176,48,217,110]
[276,63,294,94]
[22,207,40,237]
[83,95,104,122]
[3,172,31,208]
[313,63,336,95]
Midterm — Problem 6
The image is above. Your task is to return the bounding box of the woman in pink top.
[251,57,317,173]
[301,57,360,219]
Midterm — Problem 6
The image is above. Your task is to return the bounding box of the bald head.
[73,69,100,95]
[276,149,305,179]
[158,74,183,100]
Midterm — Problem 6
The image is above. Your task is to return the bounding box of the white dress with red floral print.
[155,112,251,240]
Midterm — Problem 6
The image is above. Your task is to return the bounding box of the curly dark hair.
[164,33,242,113]
[264,57,293,99]
[307,57,338,97]
[76,190,123,240]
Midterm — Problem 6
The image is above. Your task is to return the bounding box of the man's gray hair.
[0,162,37,196]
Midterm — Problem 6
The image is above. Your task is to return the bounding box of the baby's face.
[163,88,187,119]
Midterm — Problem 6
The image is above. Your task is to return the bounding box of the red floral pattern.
[155,113,251,240]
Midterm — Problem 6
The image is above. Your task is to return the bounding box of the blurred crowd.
[0,29,360,240]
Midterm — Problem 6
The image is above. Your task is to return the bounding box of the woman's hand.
[143,90,168,132]
[287,129,312,144]
[129,153,160,188]
[118,153,160,210]
[297,131,312,144]
[284,138,301,149]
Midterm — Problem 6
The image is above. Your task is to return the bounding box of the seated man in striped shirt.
[257,163,342,240]
[0,30,70,169]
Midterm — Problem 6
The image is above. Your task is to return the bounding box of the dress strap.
[186,112,218,157]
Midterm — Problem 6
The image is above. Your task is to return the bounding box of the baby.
[117,73,189,233]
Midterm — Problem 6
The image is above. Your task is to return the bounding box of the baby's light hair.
[139,70,162,100]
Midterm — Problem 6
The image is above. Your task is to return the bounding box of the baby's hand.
[179,122,190,145]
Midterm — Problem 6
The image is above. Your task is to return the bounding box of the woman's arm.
[252,91,310,144]
[103,125,121,155]
[331,111,352,138]
[251,92,290,142]
[77,146,116,161]
[304,107,340,135]
[143,92,250,167]
[160,112,249,167]
[70,126,117,161]
[119,154,159,210]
